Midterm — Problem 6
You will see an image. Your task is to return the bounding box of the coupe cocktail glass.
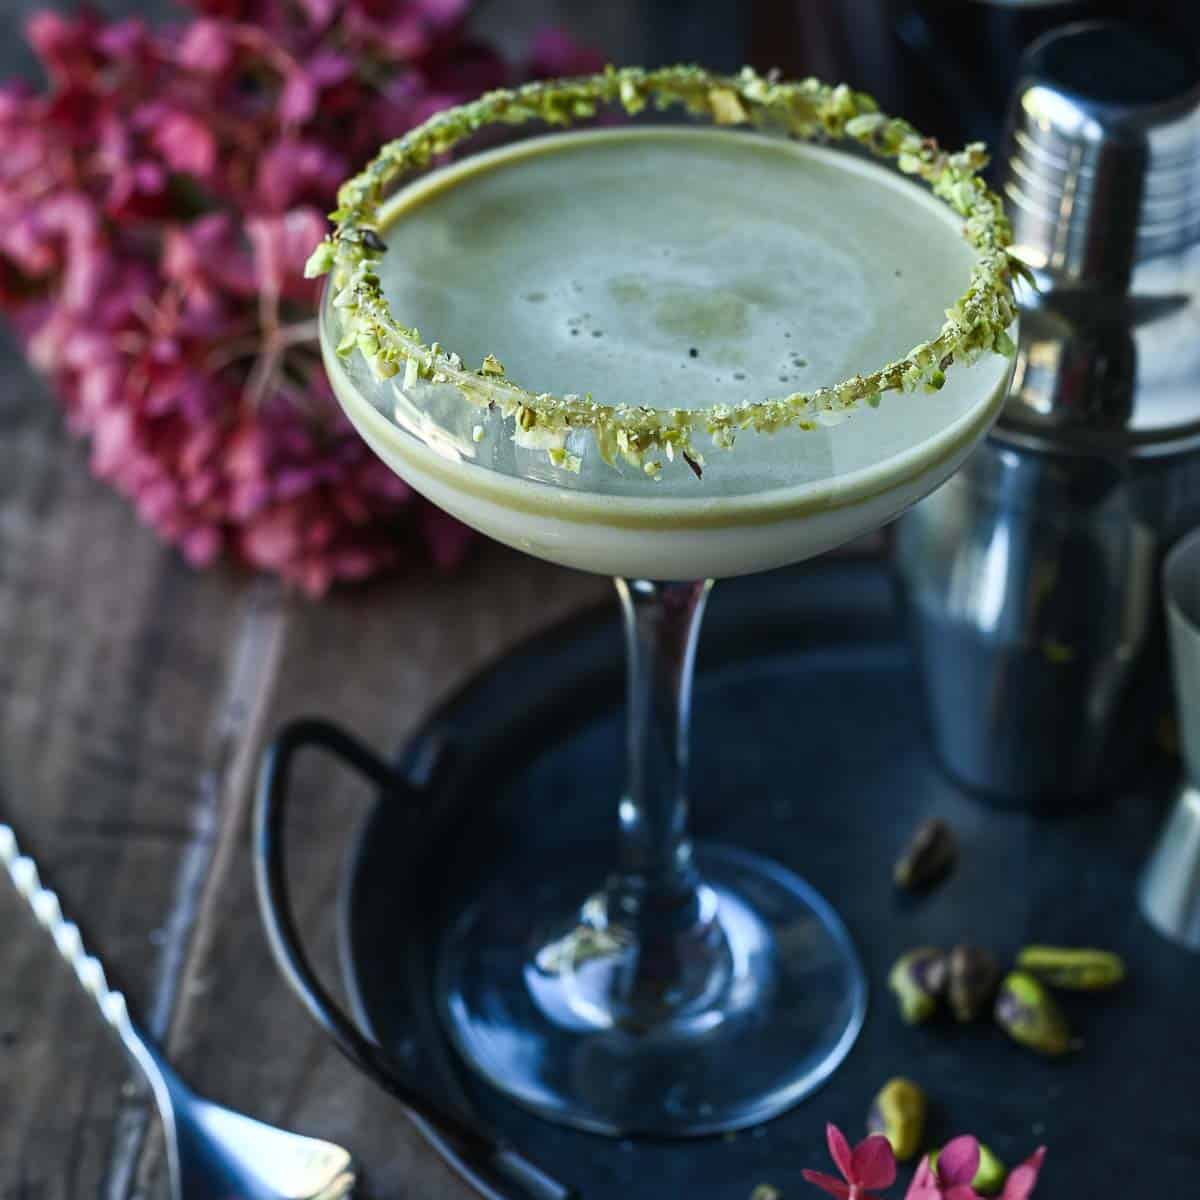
[312,67,1018,1137]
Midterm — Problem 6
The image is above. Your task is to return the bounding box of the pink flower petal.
[909,1156,936,1190]
[240,507,301,569]
[852,1135,898,1190]
[999,1148,1046,1200]
[246,207,329,299]
[415,0,472,27]
[280,72,319,125]
[1022,1148,1047,1173]
[26,11,92,82]
[150,109,218,177]
[253,138,348,212]
[826,1124,854,1182]
[97,19,148,63]
[307,50,353,88]
[298,0,339,25]
[801,1170,852,1200]
[300,559,333,596]
[907,1160,952,1200]
[937,1137,982,1188]
[182,525,223,566]
[177,19,233,73]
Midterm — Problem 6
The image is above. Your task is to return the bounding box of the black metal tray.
[328,558,1196,1198]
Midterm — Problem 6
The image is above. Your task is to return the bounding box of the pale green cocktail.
[316,70,1017,1137]
[327,127,1010,580]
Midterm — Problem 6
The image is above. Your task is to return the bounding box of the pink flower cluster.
[0,3,601,593]
[804,1125,1046,1200]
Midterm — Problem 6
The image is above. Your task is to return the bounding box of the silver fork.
[0,823,356,1200]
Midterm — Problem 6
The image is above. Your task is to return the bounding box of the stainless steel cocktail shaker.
[894,21,1200,803]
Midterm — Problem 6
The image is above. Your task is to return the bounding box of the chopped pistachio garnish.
[709,86,749,125]
[312,65,1019,478]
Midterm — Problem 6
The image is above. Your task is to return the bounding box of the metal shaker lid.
[997,21,1200,455]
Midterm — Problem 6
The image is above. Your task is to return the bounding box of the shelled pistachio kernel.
[947,943,1001,1023]
[867,1077,927,1161]
[888,947,948,1025]
[894,818,958,891]
[994,971,1074,1056]
[1017,945,1126,991]
[929,1143,1006,1195]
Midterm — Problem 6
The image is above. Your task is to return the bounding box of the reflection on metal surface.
[1141,530,1200,950]
[999,22,1200,451]
[895,445,1178,801]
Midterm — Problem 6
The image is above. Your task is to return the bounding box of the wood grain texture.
[156,550,606,1200]
[0,322,605,1200]
[0,328,261,1197]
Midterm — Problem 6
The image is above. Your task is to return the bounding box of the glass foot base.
[436,844,867,1137]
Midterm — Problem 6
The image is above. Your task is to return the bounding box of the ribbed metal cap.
[998,21,1200,454]
[1004,20,1200,284]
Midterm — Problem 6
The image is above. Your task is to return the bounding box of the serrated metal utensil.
[0,822,356,1200]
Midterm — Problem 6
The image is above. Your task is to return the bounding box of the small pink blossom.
[803,1124,898,1200]
[279,50,355,125]
[297,0,340,27]
[163,213,257,297]
[906,1137,981,1200]
[246,207,329,300]
[139,102,218,177]
[25,11,96,85]
[254,138,348,213]
[176,19,235,74]
[96,19,154,67]
[906,1138,1046,1200]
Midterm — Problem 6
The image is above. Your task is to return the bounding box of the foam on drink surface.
[366,127,984,500]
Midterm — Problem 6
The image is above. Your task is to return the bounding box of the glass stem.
[605,579,719,1023]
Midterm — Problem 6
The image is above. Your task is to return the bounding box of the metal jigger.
[1140,528,1200,949]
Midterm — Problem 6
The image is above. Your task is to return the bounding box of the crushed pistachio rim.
[306,64,1024,479]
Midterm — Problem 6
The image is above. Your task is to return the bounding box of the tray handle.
[253,717,576,1200]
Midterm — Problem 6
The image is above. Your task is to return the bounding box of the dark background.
[5,1,1200,151]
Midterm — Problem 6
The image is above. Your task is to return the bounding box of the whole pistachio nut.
[749,1186,781,1200]
[867,1077,927,1161]
[947,943,1001,1023]
[995,971,1074,1056]
[888,947,948,1024]
[973,1144,1008,1195]
[894,818,958,891]
[1017,945,1126,991]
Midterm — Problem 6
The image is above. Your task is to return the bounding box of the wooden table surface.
[0,308,608,1199]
